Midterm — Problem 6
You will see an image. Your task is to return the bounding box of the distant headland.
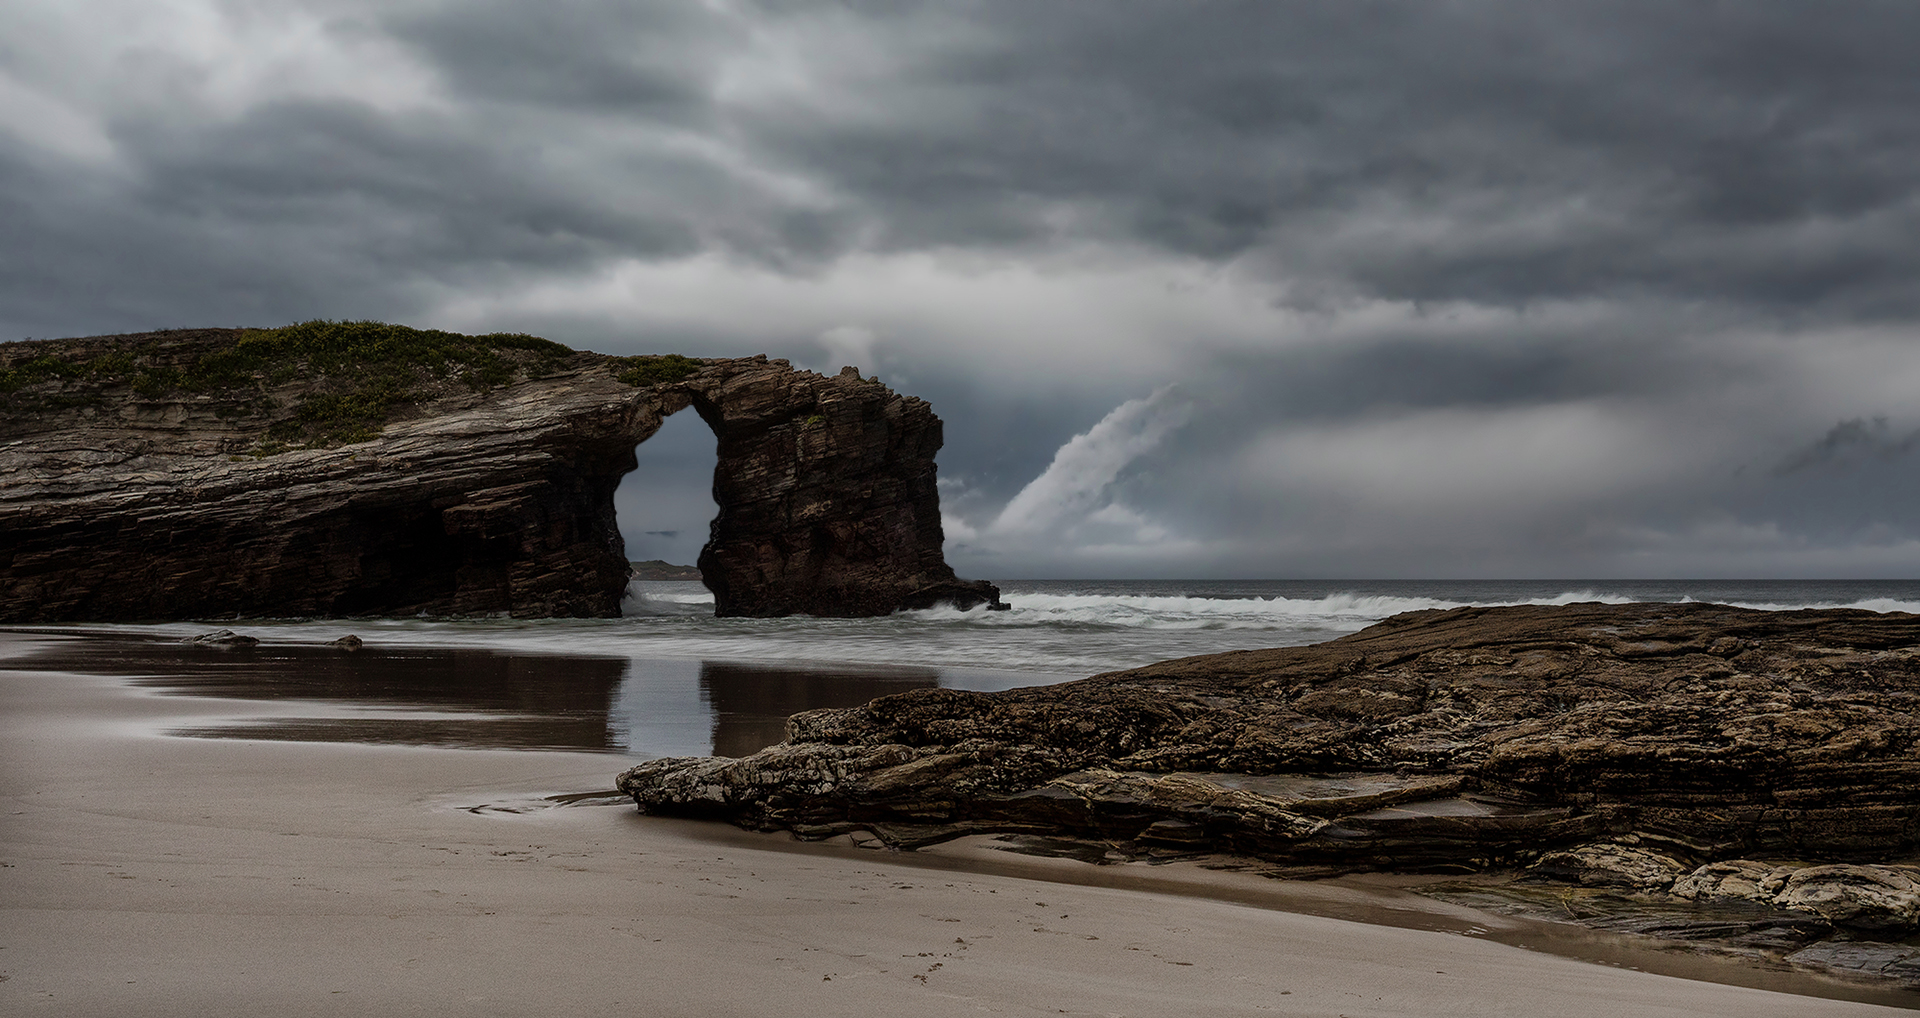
[629,560,701,581]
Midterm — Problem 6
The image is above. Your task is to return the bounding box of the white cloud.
[815,324,877,375]
[991,386,1191,535]
[426,248,1309,389]
[1235,401,1691,516]
[941,387,1208,573]
[2,0,446,133]
[0,71,116,163]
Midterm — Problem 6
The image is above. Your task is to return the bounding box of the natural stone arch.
[640,358,1000,617]
[0,330,1000,621]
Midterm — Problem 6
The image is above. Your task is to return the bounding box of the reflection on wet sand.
[16,636,632,751]
[2,635,947,758]
[699,661,938,758]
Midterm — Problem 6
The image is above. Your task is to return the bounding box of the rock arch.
[655,358,1001,617]
[0,331,1000,621]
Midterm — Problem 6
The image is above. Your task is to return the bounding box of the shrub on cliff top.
[5,322,704,452]
[177,320,572,394]
[611,353,704,387]
[151,320,580,448]
[2,320,582,450]
[0,320,573,399]
[0,351,136,394]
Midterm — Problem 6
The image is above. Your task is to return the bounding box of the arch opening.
[613,406,719,596]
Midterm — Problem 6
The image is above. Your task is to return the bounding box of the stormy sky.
[7,1,1920,578]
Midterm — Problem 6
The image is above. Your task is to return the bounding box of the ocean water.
[22,578,1920,760]
[62,578,1920,675]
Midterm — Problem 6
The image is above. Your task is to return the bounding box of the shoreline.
[644,811,1920,1007]
[3,630,1916,1014]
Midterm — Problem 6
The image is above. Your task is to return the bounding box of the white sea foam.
[43,580,1919,680]
[620,581,714,617]
[1687,596,1920,615]
[903,588,1643,631]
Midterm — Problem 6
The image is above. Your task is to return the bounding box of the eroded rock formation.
[619,602,1920,865]
[618,600,1920,986]
[0,326,1000,620]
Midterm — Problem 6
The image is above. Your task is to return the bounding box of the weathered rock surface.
[1532,843,1691,890]
[179,629,259,647]
[618,600,1920,989]
[1671,858,1795,899]
[619,602,1920,866]
[0,328,1001,620]
[1524,846,1920,931]
[1667,856,1920,928]
[1418,871,1920,990]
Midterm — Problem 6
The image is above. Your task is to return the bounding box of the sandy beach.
[2,631,1914,1016]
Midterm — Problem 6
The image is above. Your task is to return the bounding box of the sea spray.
[60,578,1920,680]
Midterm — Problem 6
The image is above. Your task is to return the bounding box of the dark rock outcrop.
[0,327,1000,620]
[628,560,701,581]
[618,600,1920,988]
[179,629,260,647]
[618,602,1920,866]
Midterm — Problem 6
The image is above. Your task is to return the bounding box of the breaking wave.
[962,588,1639,631]
[48,579,1920,681]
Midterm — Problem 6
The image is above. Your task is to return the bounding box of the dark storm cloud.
[8,0,1920,576]
[1774,418,1920,476]
[1,97,707,336]
[11,1,1920,334]
[387,0,732,115]
[719,1,1920,314]
[5,0,785,337]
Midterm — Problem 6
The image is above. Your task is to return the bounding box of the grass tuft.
[3,320,583,452]
[610,354,704,387]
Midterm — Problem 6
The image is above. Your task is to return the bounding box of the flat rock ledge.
[619,601,1920,989]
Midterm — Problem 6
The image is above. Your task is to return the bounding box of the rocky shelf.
[619,601,1920,989]
[0,323,1001,621]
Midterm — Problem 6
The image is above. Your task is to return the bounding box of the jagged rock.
[330,634,364,651]
[1774,864,1920,931]
[1667,859,1920,934]
[895,579,1013,612]
[180,629,258,647]
[1671,859,1798,902]
[1531,843,1689,890]
[616,600,1920,990]
[620,602,1920,870]
[1420,878,1833,948]
[0,327,1000,620]
[1784,941,1920,986]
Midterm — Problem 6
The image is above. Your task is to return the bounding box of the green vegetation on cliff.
[0,350,138,396]
[2,321,569,397]
[609,353,703,387]
[1,322,707,453]
[160,319,572,394]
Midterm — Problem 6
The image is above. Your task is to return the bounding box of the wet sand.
[1,632,1914,1016]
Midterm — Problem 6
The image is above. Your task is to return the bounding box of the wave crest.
[905,589,1644,631]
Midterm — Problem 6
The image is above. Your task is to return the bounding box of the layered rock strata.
[620,600,1920,985]
[0,328,999,620]
[619,602,1920,867]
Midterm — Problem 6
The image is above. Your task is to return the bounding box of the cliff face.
[0,326,1000,621]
